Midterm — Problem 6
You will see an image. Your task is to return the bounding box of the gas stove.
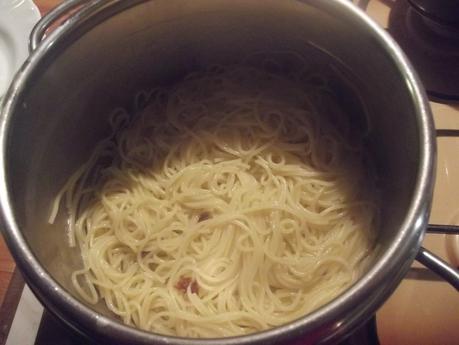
[3,1,459,345]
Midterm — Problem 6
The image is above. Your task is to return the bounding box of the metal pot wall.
[0,0,457,344]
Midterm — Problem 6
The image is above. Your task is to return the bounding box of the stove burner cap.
[388,0,459,103]
[408,0,459,31]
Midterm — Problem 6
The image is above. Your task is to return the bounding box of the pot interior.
[5,0,422,337]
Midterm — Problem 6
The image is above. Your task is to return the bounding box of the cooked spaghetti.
[50,64,377,337]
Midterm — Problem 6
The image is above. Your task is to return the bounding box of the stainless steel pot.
[0,0,457,344]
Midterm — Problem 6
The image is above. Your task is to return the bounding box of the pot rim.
[0,0,435,344]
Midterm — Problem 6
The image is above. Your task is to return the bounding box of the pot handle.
[29,0,93,53]
[416,246,459,291]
